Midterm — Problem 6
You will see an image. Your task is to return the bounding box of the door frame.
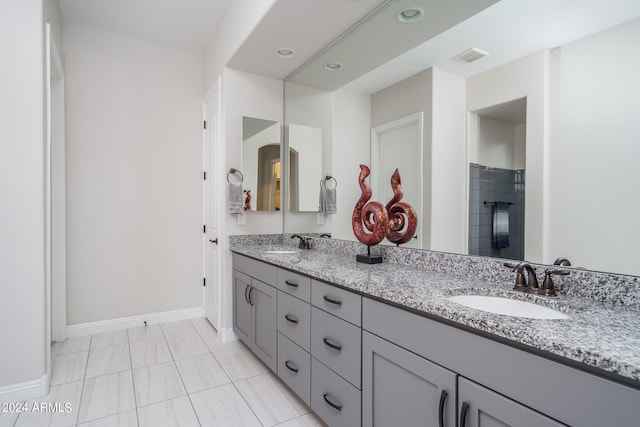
[202,78,223,330]
[370,112,424,248]
[45,22,67,396]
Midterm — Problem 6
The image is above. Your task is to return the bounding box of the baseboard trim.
[220,327,238,342]
[66,306,203,337]
[0,377,43,402]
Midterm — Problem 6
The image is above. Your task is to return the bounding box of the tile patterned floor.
[0,319,325,427]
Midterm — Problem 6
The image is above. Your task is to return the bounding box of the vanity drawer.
[277,290,311,351]
[311,280,362,326]
[233,253,277,286]
[278,268,311,302]
[311,357,361,427]
[277,333,311,406]
[311,306,361,388]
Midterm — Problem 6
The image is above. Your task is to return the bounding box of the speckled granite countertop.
[231,244,640,387]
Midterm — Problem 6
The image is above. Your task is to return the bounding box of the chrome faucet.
[291,234,311,249]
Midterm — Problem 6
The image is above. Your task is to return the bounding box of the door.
[362,331,456,427]
[371,113,423,248]
[232,270,252,346]
[204,81,221,330]
[458,377,566,427]
[251,279,277,371]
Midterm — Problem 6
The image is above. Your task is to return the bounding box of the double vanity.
[230,236,639,427]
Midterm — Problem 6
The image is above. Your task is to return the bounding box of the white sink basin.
[264,250,297,254]
[447,295,569,319]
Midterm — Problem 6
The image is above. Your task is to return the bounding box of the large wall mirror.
[242,117,281,211]
[283,0,640,276]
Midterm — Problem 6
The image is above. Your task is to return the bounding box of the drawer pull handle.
[284,360,298,373]
[439,389,448,427]
[244,285,250,304]
[323,337,342,351]
[323,393,342,411]
[284,314,299,324]
[285,280,299,288]
[323,295,342,306]
[459,401,469,427]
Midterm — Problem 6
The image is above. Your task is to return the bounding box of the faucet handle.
[503,262,527,291]
[539,269,570,297]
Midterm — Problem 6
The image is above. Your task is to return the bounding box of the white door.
[204,81,221,330]
[371,113,423,249]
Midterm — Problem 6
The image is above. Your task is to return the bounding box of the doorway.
[468,98,526,261]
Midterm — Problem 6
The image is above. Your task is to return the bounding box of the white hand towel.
[228,182,243,214]
[325,187,337,214]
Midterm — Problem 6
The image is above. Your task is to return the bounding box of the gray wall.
[469,164,525,260]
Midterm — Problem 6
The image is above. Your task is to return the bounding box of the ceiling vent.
[453,47,489,64]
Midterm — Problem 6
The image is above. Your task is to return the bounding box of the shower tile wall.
[469,163,525,260]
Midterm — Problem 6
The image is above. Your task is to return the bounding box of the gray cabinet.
[311,357,361,427]
[278,332,311,405]
[457,377,565,427]
[250,278,277,371]
[232,255,277,372]
[232,270,251,345]
[311,306,361,388]
[277,290,311,351]
[362,331,456,427]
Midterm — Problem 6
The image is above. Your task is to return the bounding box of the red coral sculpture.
[352,164,388,246]
[385,169,418,245]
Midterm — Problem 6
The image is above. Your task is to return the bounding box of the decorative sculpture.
[385,169,418,245]
[243,190,252,211]
[352,164,388,263]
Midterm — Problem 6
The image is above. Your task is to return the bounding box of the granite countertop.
[231,244,640,386]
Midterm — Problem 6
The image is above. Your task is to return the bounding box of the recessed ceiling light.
[397,7,424,23]
[275,48,296,59]
[453,47,490,64]
[324,62,344,72]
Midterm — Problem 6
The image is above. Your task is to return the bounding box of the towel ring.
[322,175,337,189]
[227,168,244,183]
[483,201,513,206]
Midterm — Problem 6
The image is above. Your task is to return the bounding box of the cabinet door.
[362,331,456,427]
[458,377,566,427]
[251,278,277,372]
[232,270,252,346]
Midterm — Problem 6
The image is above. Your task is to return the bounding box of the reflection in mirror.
[242,117,281,211]
[283,0,640,275]
[288,124,323,212]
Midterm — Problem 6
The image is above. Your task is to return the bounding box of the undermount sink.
[447,295,569,320]
[264,250,297,254]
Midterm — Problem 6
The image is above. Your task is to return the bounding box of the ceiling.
[58,0,233,52]
[227,0,389,80]
[58,0,640,91]
[286,0,640,93]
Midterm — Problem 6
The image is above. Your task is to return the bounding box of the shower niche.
[468,98,526,261]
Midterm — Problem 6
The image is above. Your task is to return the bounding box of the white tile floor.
[1,318,325,427]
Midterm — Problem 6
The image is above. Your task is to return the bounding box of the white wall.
[467,50,550,262]
[548,19,640,275]
[331,88,372,240]
[63,23,204,324]
[289,124,323,211]
[204,0,276,90]
[0,0,46,391]
[431,68,466,254]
